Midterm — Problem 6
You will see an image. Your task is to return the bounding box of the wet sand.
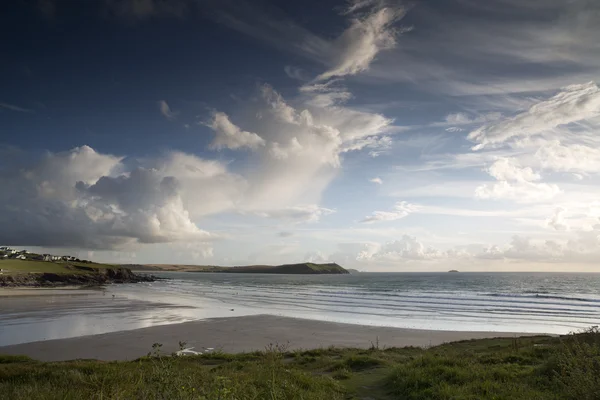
[0,287,99,297]
[0,315,537,362]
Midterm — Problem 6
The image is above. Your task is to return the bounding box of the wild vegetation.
[0,259,115,275]
[1,328,599,399]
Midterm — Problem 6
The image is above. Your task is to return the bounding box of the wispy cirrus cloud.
[361,201,417,223]
[468,82,600,149]
[0,102,33,113]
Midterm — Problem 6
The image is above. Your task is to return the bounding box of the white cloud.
[253,205,335,223]
[158,100,176,120]
[547,207,568,231]
[315,2,408,81]
[475,157,560,202]
[350,235,453,263]
[535,139,600,174]
[486,158,540,182]
[304,250,329,263]
[370,177,383,184]
[0,146,216,249]
[206,111,266,151]
[475,181,561,202]
[223,83,393,210]
[361,201,417,223]
[469,82,600,149]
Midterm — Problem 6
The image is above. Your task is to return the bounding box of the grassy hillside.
[2,329,600,399]
[132,262,349,274]
[0,259,115,275]
[0,260,154,287]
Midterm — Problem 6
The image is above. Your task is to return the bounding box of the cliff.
[0,266,156,287]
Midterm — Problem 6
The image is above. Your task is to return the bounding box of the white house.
[43,254,52,262]
[16,255,26,260]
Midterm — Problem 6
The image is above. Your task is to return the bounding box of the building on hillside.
[16,255,26,260]
[43,254,52,261]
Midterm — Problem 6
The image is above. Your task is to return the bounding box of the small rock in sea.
[230,308,234,311]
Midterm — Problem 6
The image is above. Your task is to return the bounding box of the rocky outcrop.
[0,267,157,287]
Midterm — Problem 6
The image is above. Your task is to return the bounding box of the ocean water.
[2,272,600,346]
[112,272,600,334]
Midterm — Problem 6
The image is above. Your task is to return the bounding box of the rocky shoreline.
[0,267,157,288]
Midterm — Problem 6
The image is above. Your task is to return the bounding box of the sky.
[1,0,600,271]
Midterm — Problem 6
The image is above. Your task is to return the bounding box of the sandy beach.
[0,287,100,297]
[0,314,535,362]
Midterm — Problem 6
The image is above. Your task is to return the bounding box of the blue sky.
[1,0,600,271]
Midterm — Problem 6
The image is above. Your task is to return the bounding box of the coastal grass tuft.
[2,329,600,399]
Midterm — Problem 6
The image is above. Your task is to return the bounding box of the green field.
[2,329,599,399]
[0,260,116,275]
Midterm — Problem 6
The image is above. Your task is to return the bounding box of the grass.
[2,329,600,399]
[0,259,117,275]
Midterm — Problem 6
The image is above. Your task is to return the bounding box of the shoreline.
[0,314,546,362]
[0,287,102,296]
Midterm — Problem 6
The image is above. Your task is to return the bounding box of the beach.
[3,271,595,362]
[0,314,531,362]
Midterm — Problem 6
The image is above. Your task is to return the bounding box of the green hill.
[132,262,349,274]
[193,262,349,275]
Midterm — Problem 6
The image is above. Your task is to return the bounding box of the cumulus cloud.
[475,157,560,202]
[158,100,175,120]
[361,201,417,223]
[304,250,329,263]
[315,1,408,81]
[206,112,266,151]
[226,83,393,210]
[547,207,568,231]
[370,177,383,184]
[334,227,600,266]
[0,146,230,249]
[535,140,600,174]
[469,82,600,149]
[486,158,540,182]
[351,235,463,263]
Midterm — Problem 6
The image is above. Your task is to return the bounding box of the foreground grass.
[2,330,600,399]
[0,260,116,275]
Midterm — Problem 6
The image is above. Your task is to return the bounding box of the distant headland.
[131,262,349,275]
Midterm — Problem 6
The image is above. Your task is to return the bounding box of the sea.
[1,272,600,346]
